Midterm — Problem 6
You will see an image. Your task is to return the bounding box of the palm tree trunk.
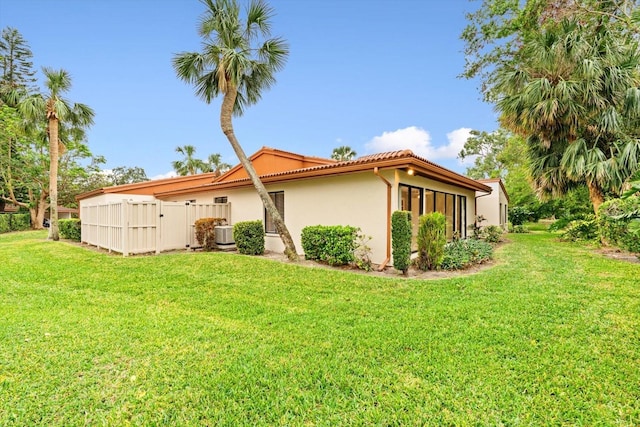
[588,181,605,215]
[220,84,299,261]
[48,113,59,241]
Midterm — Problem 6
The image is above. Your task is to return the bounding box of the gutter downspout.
[374,167,391,271]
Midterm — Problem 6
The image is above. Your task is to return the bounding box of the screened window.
[265,191,284,234]
[214,196,228,203]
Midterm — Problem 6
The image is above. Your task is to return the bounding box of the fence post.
[122,200,129,257]
[155,200,162,254]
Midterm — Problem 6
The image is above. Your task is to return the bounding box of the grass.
[1,230,639,425]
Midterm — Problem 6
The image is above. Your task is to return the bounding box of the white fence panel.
[81,200,230,256]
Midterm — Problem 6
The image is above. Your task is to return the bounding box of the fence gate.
[159,202,189,252]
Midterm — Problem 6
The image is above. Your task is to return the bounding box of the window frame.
[265,191,284,234]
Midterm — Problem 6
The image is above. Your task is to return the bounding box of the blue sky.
[1,0,498,179]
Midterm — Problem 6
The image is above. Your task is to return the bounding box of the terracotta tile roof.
[156,149,492,197]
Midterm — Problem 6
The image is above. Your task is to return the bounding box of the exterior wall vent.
[215,225,234,245]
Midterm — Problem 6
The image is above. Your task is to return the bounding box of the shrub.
[598,196,640,253]
[417,212,446,271]
[301,225,357,266]
[59,219,81,241]
[509,206,531,226]
[0,213,30,233]
[441,238,494,270]
[483,225,503,243]
[391,211,412,274]
[233,220,265,255]
[549,213,591,232]
[560,216,598,242]
[194,217,227,251]
[509,224,529,234]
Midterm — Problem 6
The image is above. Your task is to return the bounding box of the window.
[415,188,467,239]
[400,185,423,250]
[265,191,284,234]
[214,196,228,203]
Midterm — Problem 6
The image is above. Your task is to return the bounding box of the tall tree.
[19,68,94,240]
[331,145,357,161]
[495,18,640,213]
[0,26,37,103]
[463,1,640,214]
[173,0,298,260]
[111,166,148,185]
[205,153,231,176]
[172,145,208,176]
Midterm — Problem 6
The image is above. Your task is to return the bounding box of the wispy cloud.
[364,126,473,162]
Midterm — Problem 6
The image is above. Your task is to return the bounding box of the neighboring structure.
[477,178,509,229]
[77,147,493,267]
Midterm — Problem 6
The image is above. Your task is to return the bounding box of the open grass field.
[1,230,639,425]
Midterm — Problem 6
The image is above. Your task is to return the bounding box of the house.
[476,178,509,229]
[77,147,493,267]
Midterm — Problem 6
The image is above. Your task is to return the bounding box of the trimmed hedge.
[233,220,265,255]
[301,225,358,266]
[391,211,412,274]
[59,219,81,241]
[0,213,30,233]
[194,217,227,251]
[417,212,446,271]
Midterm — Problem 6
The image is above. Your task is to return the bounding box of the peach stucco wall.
[476,182,508,227]
[159,169,479,267]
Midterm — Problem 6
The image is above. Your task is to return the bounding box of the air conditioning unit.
[215,225,234,245]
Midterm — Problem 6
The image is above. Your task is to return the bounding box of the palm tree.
[205,153,231,176]
[331,145,357,161]
[173,0,298,260]
[172,145,208,176]
[19,68,94,240]
[495,19,640,214]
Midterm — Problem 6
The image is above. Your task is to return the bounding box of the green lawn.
[1,230,638,425]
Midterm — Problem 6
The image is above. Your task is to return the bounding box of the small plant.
[417,212,446,271]
[483,225,503,243]
[509,224,529,234]
[301,225,357,266]
[441,238,494,270]
[195,217,227,251]
[233,220,265,255]
[560,216,598,242]
[59,219,81,241]
[353,231,373,271]
[470,215,486,239]
[391,211,412,274]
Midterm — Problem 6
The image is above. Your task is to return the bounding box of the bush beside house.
[233,220,265,255]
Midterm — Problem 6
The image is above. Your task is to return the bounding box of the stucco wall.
[162,171,390,264]
[476,182,508,227]
[159,169,479,267]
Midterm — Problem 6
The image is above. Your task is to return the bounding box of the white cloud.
[150,171,178,180]
[364,126,473,162]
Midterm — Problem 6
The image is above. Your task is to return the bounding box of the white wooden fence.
[80,200,231,256]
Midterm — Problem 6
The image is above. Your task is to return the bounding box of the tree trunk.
[219,84,299,261]
[588,181,605,215]
[48,112,60,240]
